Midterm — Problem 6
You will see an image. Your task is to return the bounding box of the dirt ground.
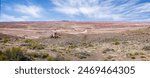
[0,21,150,61]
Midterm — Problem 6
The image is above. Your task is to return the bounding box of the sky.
[0,0,150,22]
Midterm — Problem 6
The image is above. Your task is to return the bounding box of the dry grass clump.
[74,52,90,59]
[126,51,145,59]
[47,54,70,61]
[0,37,10,44]
[140,55,147,58]
[29,52,49,59]
[81,42,94,48]
[0,50,7,60]
[143,46,150,51]
[29,43,45,50]
[104,55,116,61]
[112,39,120,45]
[51,47,69,54]
[68,44,78,49]
[0,47,33,61]
[102,48,115,53]
[24,39,45,50]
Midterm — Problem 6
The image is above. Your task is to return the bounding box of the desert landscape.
[0,21,150,61]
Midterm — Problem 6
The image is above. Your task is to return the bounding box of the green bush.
[0,50,7,61]
[47,56,55,61]
[0,38,10,43]
[2,47,33,61]
[24,39,34,43]
[24,39,45,50]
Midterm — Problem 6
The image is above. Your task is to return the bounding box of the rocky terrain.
[0,21,150,61]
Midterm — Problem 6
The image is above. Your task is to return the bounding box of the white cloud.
[0,14,29,22]
[135,3,150,13]
[0,3,45,21]
[52,0,150,21]
[52,0,100,16]
[14,4,43,17]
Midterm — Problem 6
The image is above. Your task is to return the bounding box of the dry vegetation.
[0,22,150,61]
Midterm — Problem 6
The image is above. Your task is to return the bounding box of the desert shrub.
[113,39,120,45]
[68,44,77,49]
[2,47,33,61]
[63,48,71,54]
[51,47,71,54]
[29,43,45,50]
[47,56,55,61]
[65,49,71,54]
[126,53,134,58]
[50,48,62,53]
[126,52,145,59]
[113,41,120,45]
[47,54,70,61]
[54,54,66,61]
[50,32,60,39]
[106,55,114,60]
[51,48,58,52]
[122,41,129,44]
[143,46,150,51]
[0,50,7,61]
[140,55,146,58]
[111,59,116,61]
[20,43,31,46]
[24,39,45,50]
[131,56,136,59]
[29,52,49,59]
[81,43,93,48]
[0,38,10,43]
[127,52,140,56]
[24,39,34,43]
[102,48,115,53]
[75,52,90,59]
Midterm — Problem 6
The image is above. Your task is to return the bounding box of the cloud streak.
[0,3,44,21]
[1,0,150,21]
[0,14,29,22]
[52,0,150,21]
[14,4,43,17]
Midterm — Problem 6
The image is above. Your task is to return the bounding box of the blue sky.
[0,0,150,22]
